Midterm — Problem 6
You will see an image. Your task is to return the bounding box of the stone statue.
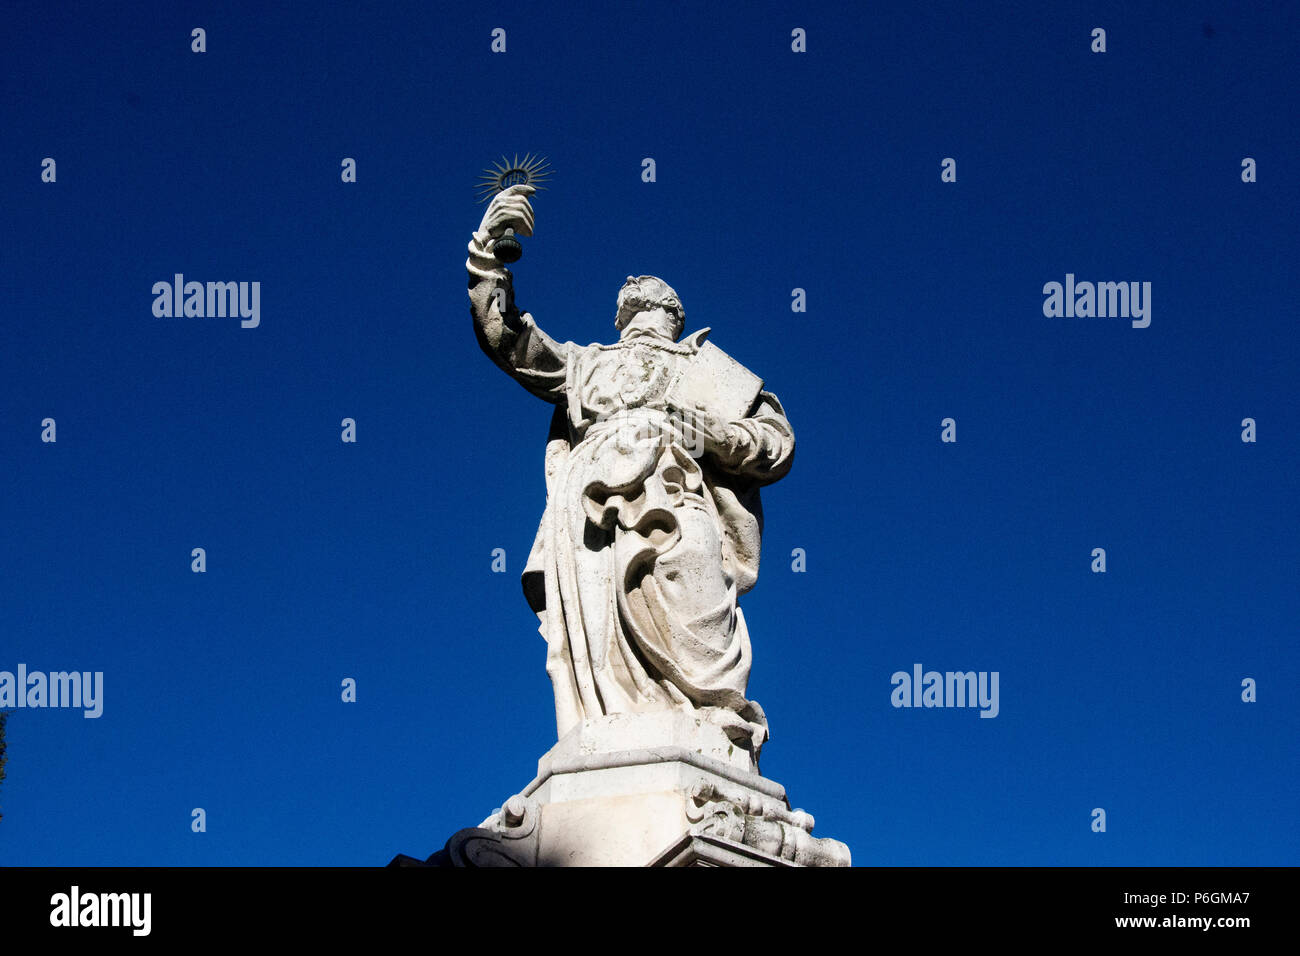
[390,183,847,867]
[467,184,796,760]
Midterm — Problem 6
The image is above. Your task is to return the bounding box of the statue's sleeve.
[713,390,795,485]
[467,228,569,404]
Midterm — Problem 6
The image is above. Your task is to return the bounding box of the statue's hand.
[673,402,740,461]
[477,184,535,240]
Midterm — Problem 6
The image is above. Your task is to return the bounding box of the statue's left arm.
[704,391,796,485]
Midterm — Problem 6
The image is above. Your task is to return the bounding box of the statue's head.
[614,275,684,341]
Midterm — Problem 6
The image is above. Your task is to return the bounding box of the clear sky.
[1,0,1296,866]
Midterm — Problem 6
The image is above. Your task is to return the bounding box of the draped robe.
[468,234,795,748]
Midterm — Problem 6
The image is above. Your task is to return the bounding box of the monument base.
[390,712,851,867]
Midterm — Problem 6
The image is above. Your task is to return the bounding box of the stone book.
[666,339,764,422]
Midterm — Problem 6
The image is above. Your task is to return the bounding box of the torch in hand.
[476,153,552,263]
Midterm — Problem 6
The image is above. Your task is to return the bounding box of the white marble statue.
[467,185,795,759]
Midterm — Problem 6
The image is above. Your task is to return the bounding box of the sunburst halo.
[476,153,553,203]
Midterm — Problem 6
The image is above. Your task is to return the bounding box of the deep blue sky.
[2,1,1296,866]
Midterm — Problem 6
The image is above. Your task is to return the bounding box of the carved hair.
[614,275,685,334]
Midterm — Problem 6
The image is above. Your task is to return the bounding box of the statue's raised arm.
[467,184,569,403]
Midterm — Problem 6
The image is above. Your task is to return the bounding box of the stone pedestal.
[391,712,850,867]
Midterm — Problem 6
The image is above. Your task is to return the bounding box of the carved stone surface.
[403,185,851,867]
[467,185,795,753]
[392,713,851,868]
